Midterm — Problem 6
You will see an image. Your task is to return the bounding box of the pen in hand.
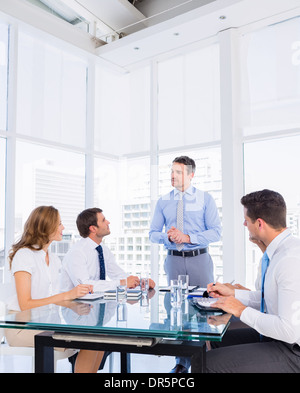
[77,279,92,294]
[202,283,215,298]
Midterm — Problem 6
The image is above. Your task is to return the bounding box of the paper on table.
[196,298,218,308]
[77,292,104,300]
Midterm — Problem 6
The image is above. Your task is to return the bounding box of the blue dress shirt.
[149,185,221,250]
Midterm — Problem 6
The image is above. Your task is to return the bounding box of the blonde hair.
[8,206,60,269]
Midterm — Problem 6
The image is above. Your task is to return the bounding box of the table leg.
[120,352,131,373]
[34,334,54,373]
[190,342,206,373]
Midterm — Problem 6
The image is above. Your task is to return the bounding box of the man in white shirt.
[61,208,152,293]
[206,189,300,373]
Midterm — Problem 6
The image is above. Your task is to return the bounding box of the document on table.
[193,297,224,312]
[77,292,104,301]
[196,298,218,308]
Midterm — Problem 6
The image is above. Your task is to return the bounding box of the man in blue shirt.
[149,155,222,372]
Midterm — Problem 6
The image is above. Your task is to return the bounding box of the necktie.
[260,251,270,313]
[97,303,106,326]
[96,245,106,280]
[176,192,184,251]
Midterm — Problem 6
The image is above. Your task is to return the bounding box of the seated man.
[60,207,155,293]
[206,189,300,373]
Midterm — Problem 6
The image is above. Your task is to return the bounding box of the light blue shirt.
[149,185,221,250]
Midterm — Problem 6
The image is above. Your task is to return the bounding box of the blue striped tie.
[260,251,270,313]
[96,245,106,280]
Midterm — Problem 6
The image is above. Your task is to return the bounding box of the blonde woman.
[6,206,104,373]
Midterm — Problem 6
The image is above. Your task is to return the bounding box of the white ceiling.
[94,0,300,68]
[37,0,219,36]
[2,0,300,69]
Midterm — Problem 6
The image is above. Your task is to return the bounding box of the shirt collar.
[266,228,291,260]
[86,236,101,249]
[174,185,194,198]
[32,245,46,255]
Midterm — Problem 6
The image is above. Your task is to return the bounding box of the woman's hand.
[66,284,94,300]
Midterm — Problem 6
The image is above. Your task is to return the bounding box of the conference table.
[0,290,231,373]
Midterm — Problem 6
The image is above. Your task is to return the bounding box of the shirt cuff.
[235,289,251,306]
[240,306,262,329]
[188,233,198,245]
[163,234,172,247]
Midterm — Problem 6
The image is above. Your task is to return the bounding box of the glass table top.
[0,290,231,341]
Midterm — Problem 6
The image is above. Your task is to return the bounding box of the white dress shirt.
[60,237,127,293]
[236,229,300,345]
[7,247,61,312]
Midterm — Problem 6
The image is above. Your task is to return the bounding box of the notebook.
[193,297,223,312]
[76,292,104,301]
[104,288,142,300]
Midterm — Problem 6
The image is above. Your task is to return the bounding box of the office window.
[241,17,300,136]
[0,22,8,131]
[16,30,87,147]
[15,141,85,245]
[94,156,119,231]
[0,138,6,282]
[95,156,150,275]
[94,66,150,155]
[158,147,223,281]
[157,43,220,150]
[244,135,300,287]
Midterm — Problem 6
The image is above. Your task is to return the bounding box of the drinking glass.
[170,279,182,308]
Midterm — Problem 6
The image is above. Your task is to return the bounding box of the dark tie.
[97,303,106,326]
[260,251,270,313]
[96,245,106,280]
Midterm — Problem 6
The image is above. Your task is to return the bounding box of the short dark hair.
[241,189,286,229]
[172,156,196,174]
[76,208,103,238]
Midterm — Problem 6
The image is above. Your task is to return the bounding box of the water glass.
[116,303,127,328]
[140,293,149,308]
[170,307,183,331]
[178,274,189,296]
[116,284,127,304]
[170,279,182,308]
[140,273,149,293]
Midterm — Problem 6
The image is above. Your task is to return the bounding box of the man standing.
[150,156,221,287]
[207,189,300,373]
[149,156,221,372]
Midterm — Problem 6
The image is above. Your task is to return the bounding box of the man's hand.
[124,276,140,288]
[167,226,190,244]
[148,278,156,289]
[207,282,235,298]
[211,296,246,318]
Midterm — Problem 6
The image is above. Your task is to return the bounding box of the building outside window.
[241,17,300,288]
[15,141,85,259]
